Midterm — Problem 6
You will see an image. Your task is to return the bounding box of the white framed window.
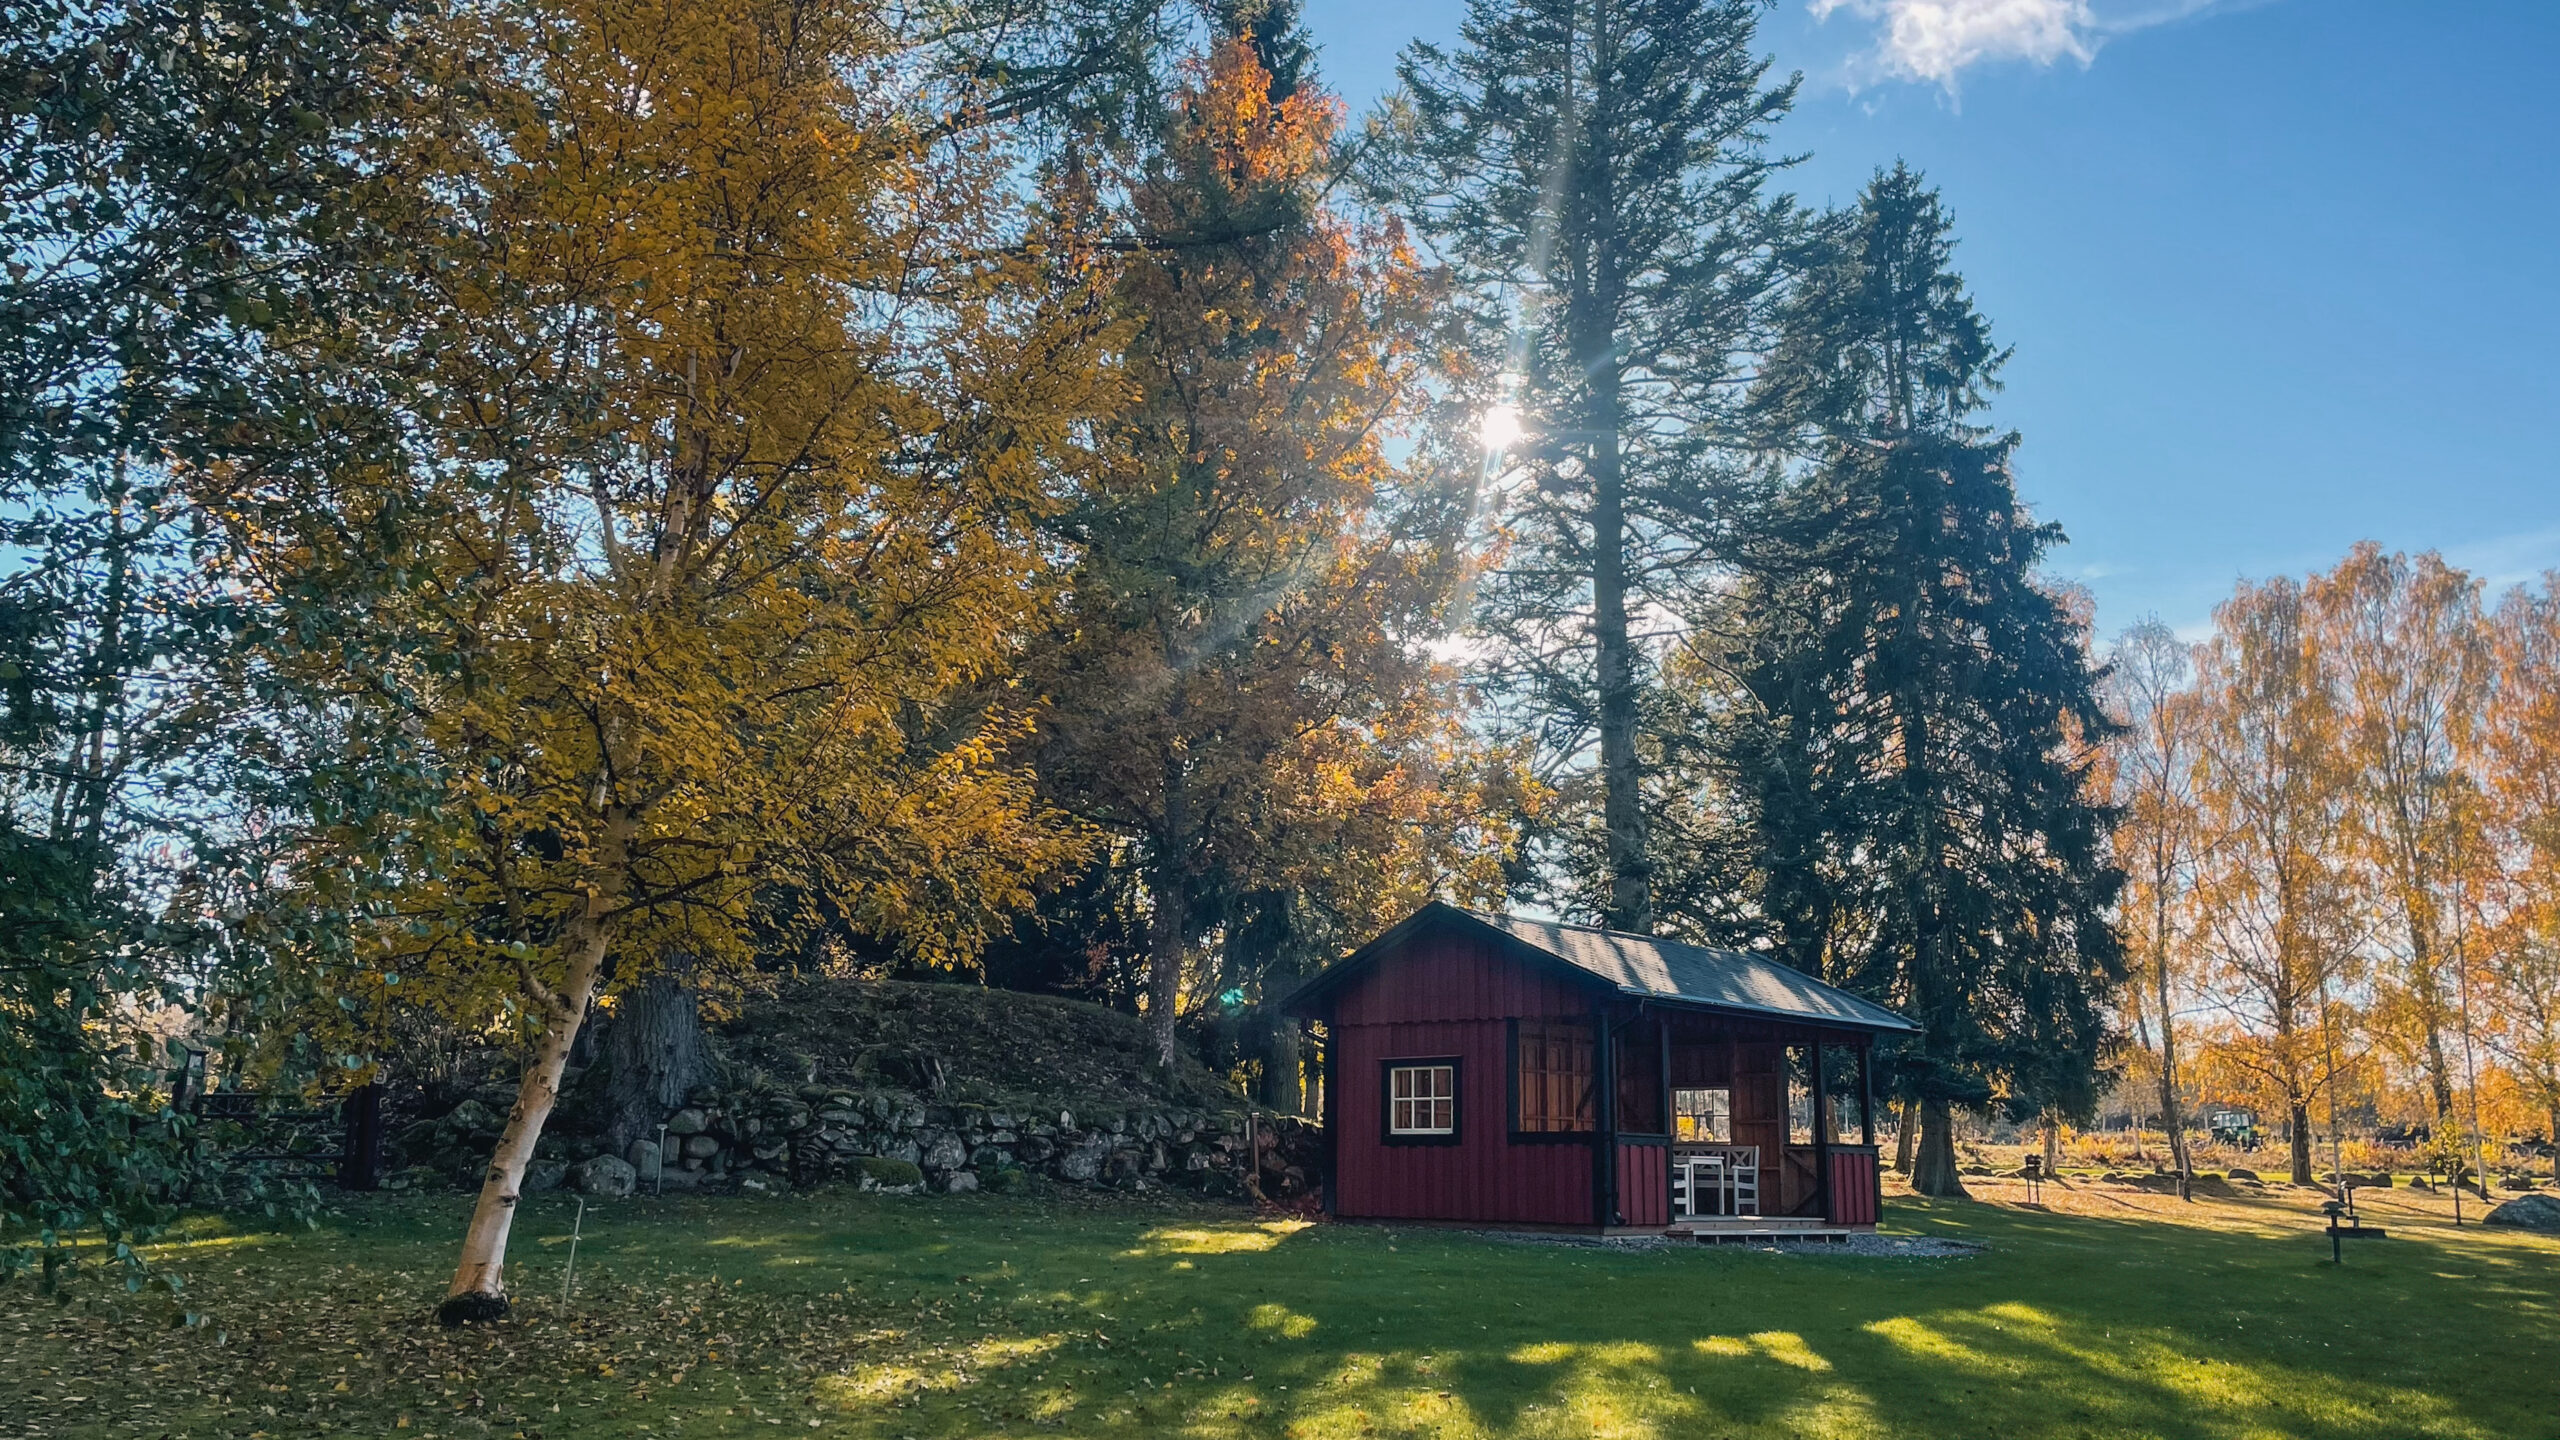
[1675,1086,1732,1143]
[1388,1062,1456,1136]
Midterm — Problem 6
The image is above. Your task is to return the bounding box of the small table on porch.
[1673,1145,1760,1219]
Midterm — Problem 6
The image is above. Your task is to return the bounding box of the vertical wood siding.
[1323,921,1882,1231]
[1826,1148,1881,1226]
[1614,1142,1669,1227]
[1335,931,1592,1026]
[1331,932,1596,1226]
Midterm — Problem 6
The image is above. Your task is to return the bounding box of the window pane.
[1823,1047,1866,1142]
[1389,1066,1456,1134]
[1787,1046,1815,1145]
[1676,1087,1732,1143]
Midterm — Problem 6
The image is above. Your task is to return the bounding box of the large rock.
[1058,1141,1105,1183]
[2485,1193,2560,1233]
[921,1133,969,1173]
[574,1154,636,1197]
[666,1107,711,1136]
[683,1134,721,1160]
[447,1098,503,1138]
[523,1159,569,1194]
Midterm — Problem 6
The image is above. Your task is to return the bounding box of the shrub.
[858,1157,923,1190]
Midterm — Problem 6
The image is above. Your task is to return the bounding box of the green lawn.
[4,1182,2553,1440]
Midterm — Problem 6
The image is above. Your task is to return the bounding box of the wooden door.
[1731,1041,1784,1215]
[1778,1147,1820,1215]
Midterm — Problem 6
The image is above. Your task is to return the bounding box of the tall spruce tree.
[1700,167,2123,1197]
[1030,12,1501,1072]
[1390,0,1795,930]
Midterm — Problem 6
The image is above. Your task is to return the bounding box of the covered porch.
[1600,1004,1885,1235]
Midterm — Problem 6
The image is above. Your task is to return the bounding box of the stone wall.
[544,1086,1323,1202]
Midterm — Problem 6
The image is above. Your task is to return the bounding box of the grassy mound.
[718,977,1242,1116]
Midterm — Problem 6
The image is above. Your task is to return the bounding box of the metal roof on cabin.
[1456,908,1920,1033]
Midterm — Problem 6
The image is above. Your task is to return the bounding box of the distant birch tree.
[2484,577,2560,1182]
[2189,577,2360,1185]
[2108,617,2201,1190]
[2311,544,2491,1128]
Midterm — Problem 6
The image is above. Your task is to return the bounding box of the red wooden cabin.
[1284,903,1920,1237]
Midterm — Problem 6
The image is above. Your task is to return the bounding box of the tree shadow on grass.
[11,1190,2549,1439]
[795,1195,2559,1440]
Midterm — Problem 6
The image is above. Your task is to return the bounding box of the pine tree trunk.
[603,968,704,1153]
[2287,1100,2314,1185]
[1260,1014,1302,1114]
[1591,444,1648,933]
[1576,255,1648,933]
[1893,1096,1918,1175]
[1146,861,1187,1072]
[1147,694,1190,1071]
[440,919,612,1324]
[1910,1096,1968,1198]
[2041,1112,2060,1175]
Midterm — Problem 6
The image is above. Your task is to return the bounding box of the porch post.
[1659,1012,1673,1221]
[1813,1039,1832,1224]
[1594,1007,1618,1228]
[1858,1043,1876,1145]
[1859,1041,1881,1219]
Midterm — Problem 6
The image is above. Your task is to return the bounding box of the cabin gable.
[1327,923,1601,1226]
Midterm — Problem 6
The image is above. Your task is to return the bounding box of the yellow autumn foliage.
[201,0,1117,1307]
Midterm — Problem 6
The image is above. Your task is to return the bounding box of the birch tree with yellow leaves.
[2484,578,2560,1182]
[2311,544,2491,1129]
[2187,577,2361,1184]
[2106,617,2202,1188]
[205,0,1117,1321]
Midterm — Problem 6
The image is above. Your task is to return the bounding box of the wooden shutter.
[1515,1020,1596,1133]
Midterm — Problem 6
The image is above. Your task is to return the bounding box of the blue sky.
[1297,0,2560,639]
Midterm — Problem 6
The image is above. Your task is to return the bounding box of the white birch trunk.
[439,918,613,1323]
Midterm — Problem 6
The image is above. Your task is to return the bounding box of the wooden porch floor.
[1662,1216,1870,1243]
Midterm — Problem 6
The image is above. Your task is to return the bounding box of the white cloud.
[1811,0,2230,89]
[2445,524,2560,594]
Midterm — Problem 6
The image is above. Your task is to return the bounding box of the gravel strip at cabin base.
[1460,1229,1985,1258]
